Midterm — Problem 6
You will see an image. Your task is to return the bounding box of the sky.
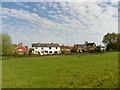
[1,1,119,47]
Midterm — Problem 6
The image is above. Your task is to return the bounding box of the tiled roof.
[86,43,96,46]
[60,46,74,49]
[32,43,59,47]
[15,45,28,49]
[74,44,85,47]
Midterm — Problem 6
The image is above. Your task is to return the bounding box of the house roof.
[86,43,96,46]
[24,46,28,49]
[60,46,74,49]
[74,44,85,48]
[32,43,59,47]
[15,45,28,50]
[74,44,84,46]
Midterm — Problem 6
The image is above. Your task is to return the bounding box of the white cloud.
[33,8,37,12]
[36,3,41,7]
[2,16,8,18]
[2,2,118,47]
[2,8,56,25]
[16,2,25,6]
[16,2,30,8]
[41,6,46,9]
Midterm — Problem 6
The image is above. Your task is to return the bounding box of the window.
[35,47,38,49]
[49,47,51,49]
[54,51,58,53]
[56,47,57,49]
[41,47,44,49]
[18,49,23,51]
[45,51,48,53]
[49,51,52,53]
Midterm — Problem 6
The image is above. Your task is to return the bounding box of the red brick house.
[15,45,28,54]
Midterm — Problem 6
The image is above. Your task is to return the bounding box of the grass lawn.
[2,52,118,88]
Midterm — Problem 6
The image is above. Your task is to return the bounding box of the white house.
[100,46,106,51]
[32,43,61,55]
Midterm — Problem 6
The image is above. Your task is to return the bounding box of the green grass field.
[2,52,118,88]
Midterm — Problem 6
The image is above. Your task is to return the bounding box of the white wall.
[32,47,61,55]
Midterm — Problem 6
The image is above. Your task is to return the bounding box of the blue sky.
[1,1,118,47]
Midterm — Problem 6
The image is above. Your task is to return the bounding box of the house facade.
[60,46,73,54]
[32,43,61,55]
[100,46,106,51]
[95,45,106,52]
[86,43,96,52]
[74,44,86,52]
[15,45,28,54]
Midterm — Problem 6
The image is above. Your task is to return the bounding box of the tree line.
[0,32,120,56]
[102,32,120,51]
[0,33,17,56]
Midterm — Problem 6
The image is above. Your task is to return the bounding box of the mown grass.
[2,52,118,88]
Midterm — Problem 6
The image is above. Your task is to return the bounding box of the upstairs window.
[41,47,44,49]
[18,49,23,51]
[56,47,57,49]
[49,47,51,49]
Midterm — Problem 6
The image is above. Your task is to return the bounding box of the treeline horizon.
[0,32,120,56]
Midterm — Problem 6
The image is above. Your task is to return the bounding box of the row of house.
[15,42,106,55]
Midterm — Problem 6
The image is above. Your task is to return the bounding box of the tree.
[18,43,22,46]
[84,41,88,46]
[102,33,118,51]
[116,33,120,51]
[102,33,118,45]
[28,48,34,55]
[0,33,15,56]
